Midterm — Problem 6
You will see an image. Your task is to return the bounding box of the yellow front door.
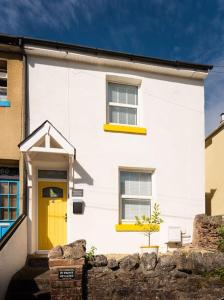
[38,181,67,250]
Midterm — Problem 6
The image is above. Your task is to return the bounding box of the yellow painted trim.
[103,124,147,135]
[115,224,160,232]
[140,246,159,248]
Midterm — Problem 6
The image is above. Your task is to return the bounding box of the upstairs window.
[0,61,7,101]
[107,83,138,126]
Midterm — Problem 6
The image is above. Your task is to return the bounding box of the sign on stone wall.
[58,269,75,280]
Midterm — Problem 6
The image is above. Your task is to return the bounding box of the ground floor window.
[120,170,152,222]
[0,180,20,238]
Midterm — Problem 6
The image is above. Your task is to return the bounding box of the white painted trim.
[107,81,139,126]
[45,134,50,148]
[121,195,152,200]
[20,123,50,152]
[119,167,155,222]
[30,147,67,154]
[38,178,68,182]
[20,121,75,155]
[108,102,138,109]
[0,223,10,227]
[24,45,209,80]
[106,74,142,86]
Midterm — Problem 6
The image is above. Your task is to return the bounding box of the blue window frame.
[0,180,20,239]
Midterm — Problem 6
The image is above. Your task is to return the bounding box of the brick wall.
[49,258,85,300]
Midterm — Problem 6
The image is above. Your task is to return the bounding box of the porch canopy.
[19,120,76,187]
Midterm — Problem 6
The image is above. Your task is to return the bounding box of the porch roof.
[18,120,76,157]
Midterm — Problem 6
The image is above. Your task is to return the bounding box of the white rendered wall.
[28,56,205,254]
[0,218,27,300]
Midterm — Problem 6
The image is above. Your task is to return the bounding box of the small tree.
[135,203,163,245]
[218,225,224,252]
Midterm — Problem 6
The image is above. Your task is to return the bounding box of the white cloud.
[0,0,105,32]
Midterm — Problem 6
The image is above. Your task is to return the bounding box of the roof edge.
[206,122,224,141]
[0,33,213,72]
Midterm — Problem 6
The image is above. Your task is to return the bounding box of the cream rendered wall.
[28,56,205,253]
[0,218,27,300]
[205,128,224,216]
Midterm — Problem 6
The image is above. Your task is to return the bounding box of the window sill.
[0,100,10,107]
[104,124,147,135]
[115,224,160,232]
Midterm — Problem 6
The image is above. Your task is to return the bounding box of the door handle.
[64,213,67,222]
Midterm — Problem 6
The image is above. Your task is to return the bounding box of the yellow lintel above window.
[115,224,160,232]
[104,124,147,135]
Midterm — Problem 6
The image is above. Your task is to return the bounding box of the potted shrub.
[135,203,163,255]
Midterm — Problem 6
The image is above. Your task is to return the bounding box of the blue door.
[0,180,20,239]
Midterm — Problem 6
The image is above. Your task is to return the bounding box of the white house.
[18,38,212,254]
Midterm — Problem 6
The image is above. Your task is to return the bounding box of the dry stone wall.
[193,214,224,250]
[87,251,224,300]
[48,238,224,300]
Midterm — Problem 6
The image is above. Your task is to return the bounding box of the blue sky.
[1,0,224,135]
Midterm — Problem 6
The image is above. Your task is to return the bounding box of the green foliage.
[135,203,163,246]
[214,268,224,279]
[86,246,97,260]
[218,225,224,252]
[202,268,224,280]
[135,203,163,227]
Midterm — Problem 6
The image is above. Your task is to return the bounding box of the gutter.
[0,33,213,72]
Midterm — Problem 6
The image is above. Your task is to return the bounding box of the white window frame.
[119,169,153,223]
[107,82,139,126]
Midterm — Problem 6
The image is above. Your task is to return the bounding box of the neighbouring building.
[205,114,224,216]
[0,42,25,238]
[0,35,212,256]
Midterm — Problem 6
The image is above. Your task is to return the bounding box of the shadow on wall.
[205,189,216,216]
[74,160,94,186]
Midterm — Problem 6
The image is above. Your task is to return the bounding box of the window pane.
[0,182,8,194]
[109,106,137,125]
[0,208,8,220]
[108,83,137,105]
[0,195,8,207]
[108,84,118,103]
[9,208,17,220]
[118,85,126,104]
[38,170,67,179]
[0,79,7,87]
[9,196,17,207]
[122,199,150,220]
[126,85,137,105]
[9,182,17,194]
[120,172,152,196]
[42,187,63,198]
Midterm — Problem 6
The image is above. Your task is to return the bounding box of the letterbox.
[73,200,84,214]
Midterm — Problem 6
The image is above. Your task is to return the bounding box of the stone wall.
[192,214,224,250]
[49,239,224,300]
[87,251,224,300]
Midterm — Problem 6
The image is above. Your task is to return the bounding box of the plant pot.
[140,246,159,255]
